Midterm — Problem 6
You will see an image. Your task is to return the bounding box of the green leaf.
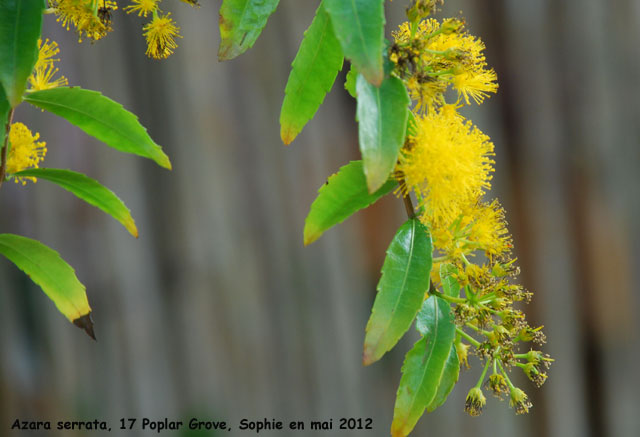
[440,263,460,298]
[391,295,456,437]
[13,168,138,238]
[363,218,432,365]
[218,0,280,61]
[426,343,460,412]
[0,85,9,148]
[280,3,343,145]
[304,160,396,245]
[0,0,42,107]
[344,63,357,98]
[0,234,93,331]
[356,73,410,193]
[24,87,171,169]
[324,0,384,85]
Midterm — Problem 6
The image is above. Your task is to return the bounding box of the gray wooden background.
[1,1,639,436]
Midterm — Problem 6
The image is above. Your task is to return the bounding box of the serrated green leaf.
[218,0,280,60]
[24,87,171,169]
[0,0,42,107]
[304,160,396,245]
[0,86,9,148]
[344,63,357,98]
[440,263,460,298]
[280,3,343,145]
[363,218,432,365]
[356,73,410,193]
[426,343,460,412]
[0,233,91,323]
[13,168,138,237]
[324,0,384,85]
[391,295,456,437]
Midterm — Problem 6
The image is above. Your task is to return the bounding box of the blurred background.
[1,0,639,436]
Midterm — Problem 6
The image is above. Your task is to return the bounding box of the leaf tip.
[303,230,317,246]
[281,128,296,145]
[362,350,375,366]
[73,312,96,341]
[363,68,384,88]
[366,178,383,195]
[158,154,172,170]
[363,339,382,366]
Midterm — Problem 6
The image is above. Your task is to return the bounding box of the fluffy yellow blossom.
[391,18,498,109]
[6,123,47,185]
[453,70,498,105]
[28,39,68,91]
[124,0,158,17]
[465,199,511,255]
[398,107,495,227]
[53,0,114,42]
[143,13,182,59]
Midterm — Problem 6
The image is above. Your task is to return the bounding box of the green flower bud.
[486,373,509,398]
[465,387,486,416]
[509,387,532,414]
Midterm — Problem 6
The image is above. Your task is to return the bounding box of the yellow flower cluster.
[49,0,197,59]
[124,0,194,59]
[141,12,182,59]
[6,123,47,185]
[28,39,69,91]
[399,105,494,232]
[52,0,117,42]
[393,18,506,260]
[392,9,550,417]
[391,18,498,111]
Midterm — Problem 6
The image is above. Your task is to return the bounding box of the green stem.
[427,68,455,77]
[456,327,480,347]
[430,289,465,304]
[478,293,497,304]
[460,253,473,267]
[425,27,444,40]
[497,360,515,389]
[465,322,490,336]
[0,108,15,191]
[475,358,492,389]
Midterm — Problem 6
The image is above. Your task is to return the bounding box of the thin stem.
[497,360,515,389]
[456,327,480,347]
[460,253,473,267]
[0,108,15,191]
[475,358,492,389]
[431,289,466,304]
[402,191,416,219]
[426,68,454,77]
[465,322,490,336]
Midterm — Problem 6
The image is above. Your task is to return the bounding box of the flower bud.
[521,362,547,387]
[509,387,532,414]
[465,387,486,416]
[486,373,509,398]
[456,341,470,369]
